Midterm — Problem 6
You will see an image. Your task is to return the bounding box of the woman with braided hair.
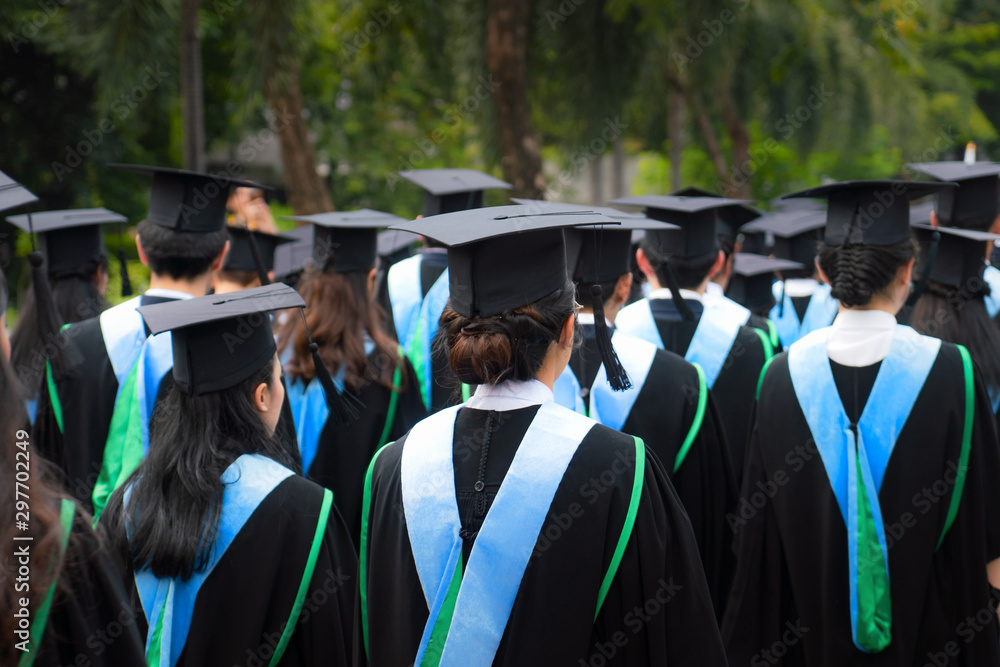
[723,181,1000,666]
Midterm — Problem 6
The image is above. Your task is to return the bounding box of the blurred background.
[2,0,999,304]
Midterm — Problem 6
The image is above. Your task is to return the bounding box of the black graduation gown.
[32,505,147,667]
[747,312,782,354]
[359,404,727,666]
[723,345,1000,666]
[305,351,426,547]
[112,474,358,667]
[648,298,771,480]
[574,321,738,619]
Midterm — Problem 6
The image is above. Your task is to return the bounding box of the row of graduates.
[3,157,1000,666]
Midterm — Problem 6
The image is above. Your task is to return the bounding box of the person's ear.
[560,314,575,348]
[614,273,632,305]
[899,257,916,288]
[815,258,831,286]
[636,248,655,280]
[930,210,939,228]
[135,235,149,267]
[708,250,726,279]
[253,381,270,413]
[210,240,231,272]
[367,267,377,296]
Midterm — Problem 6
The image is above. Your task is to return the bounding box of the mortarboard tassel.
[590,284,631,391]
[298,309,362,427]
[662,261,696,321]
[778,278,787,318]
[29,251,83,380]
[118,247,133,297]
[243,225,271,286]
[906,230,940,307]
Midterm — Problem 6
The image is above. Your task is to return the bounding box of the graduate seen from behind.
[360,205,726,666]
[102,284,357,667]
[723,180,1000,666]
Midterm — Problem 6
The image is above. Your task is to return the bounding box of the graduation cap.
[222,227,295,280]
[284,209,407,273]
[391,204,632,390]
[726,253,804,313]
[742,208,827,268]
[272,227,314,285]
[907,161,1000,230]
[671,187,763,248]
[782,180,957,246]
[399,168,512,217]
[912,224,1000,291]
[0,170,38,213]
[377,229,418,261]
[111,164,265,233]
[7,208,126,278]
[909,199,936,226]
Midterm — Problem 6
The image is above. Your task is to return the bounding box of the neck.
[841,294,899,316]
[534,345,568,391]
[149,272,214,298]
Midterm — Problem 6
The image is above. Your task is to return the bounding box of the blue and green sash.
[407,268,450,408]
[983,265,1000,318]
[770,282,838,348]
[388,255,425,345]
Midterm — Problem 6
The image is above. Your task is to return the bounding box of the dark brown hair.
[817,239,917,308]
[277,267,400,390]
[440,281,578,386]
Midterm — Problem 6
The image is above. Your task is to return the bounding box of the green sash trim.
[269,488,334,667]
[756,356,777,400]
[854,451,892,651]
[376,348,406,450]
[360,442,393,659]
[146,599,167,667]
[44,361,63,434]
[18,499,75,667]
[675,364,707,473]
[594,436,646,620]
[766,320,780,351]
[91,360,144,522]
[420,552,464,667]
[461,384,472,402]
[937,345,974,550]
[408,315,430,408]
[752,327,775,362]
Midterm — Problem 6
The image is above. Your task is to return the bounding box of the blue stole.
[787,325,940,652]
[400,402,595,665]
[589,332,657,431]
[128,454,294,667]
[770,282,838,348]
[135,333,175,456]
[100,297,146,402]
[408,268,450,408]
[388,255,425,346]
[983,265,1000,318]
[552,364,586,415]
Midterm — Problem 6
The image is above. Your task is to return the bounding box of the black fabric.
[647,298,771,479]
[418,252,448,299]
[791,295,811,323]
[360,405,727,665]
[33,504,146,666]
[304,352,426,548]
[567,323,605,400]
[829,359,881,424]
[723,347,1000,665]
[111,475,357,666]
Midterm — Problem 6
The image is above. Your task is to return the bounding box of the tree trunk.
[612,135,625,199]
[691,96,733,195]
[722,92,752,198]
[265,69,333,215]
[180,0,205,172]
[589,153,603,204]
[487,0,545,198]
[668,84,684,192]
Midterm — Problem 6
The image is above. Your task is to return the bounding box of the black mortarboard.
[0,171,38,213]
[783,180,957,246]
[399,168,512,217]
[111,164,264,233]
[391,205,619,318]
[907,161,1000,230]
[912,224,1000,290]
[284,209,406,273]
[611,194,753,260]
[377,229,419,261]
[726,253,804,312]
[273,227,314,284]
[137,283,304,395]
[671,187,763,245]
[742,208,827,267]
[909,199,936,226]
[7,208,125,276]
[222,227,294,275]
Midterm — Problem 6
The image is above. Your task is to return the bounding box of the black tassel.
[29,251,83,380]
[118,247,133,297]
[907,230,940,307]
[663,262,695,321]
[299,309,360,426]
[778,278,786,317]
[591,284,631,392]
[244,226,271,286]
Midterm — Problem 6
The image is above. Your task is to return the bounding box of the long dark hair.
[817,239,918,308]
[277,267,401,390]
[439,281,578,386]
[10,268,109,394]
[911,281,1000,399]
[103,358,296,580]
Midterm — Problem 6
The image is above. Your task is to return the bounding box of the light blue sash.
[589,332,657,431]
[708,295,752,327]
[983,265,1000,318]
[788,325,940,651]
[129,454,294,667]
[286,378,330,475]
[401,402,595,665]
[409,268,451,408]
[770,282,838,348]
[100,296,146,402]
[687,302,745,390]
[136,333,175,456]
[388,255,425,346]
[613,300,661,347]
[552,364,586,415]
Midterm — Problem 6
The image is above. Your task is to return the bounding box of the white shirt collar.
[144,288,196,301]
[465,379,554,411]
[704,282,724,300]
[648,288,703,303]
[783,278,820,298]
[576,312,613,327]
[826,309,897,367]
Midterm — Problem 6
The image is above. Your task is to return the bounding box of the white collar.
[577,312,613,327]
[826,309,897,367]
[466,379,554,411]
[648,288,703,303]
[704,282,724,299]
[783,278,820,298]
[144,288,196,301]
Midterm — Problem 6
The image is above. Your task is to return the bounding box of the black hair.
[214,268,259,289]
[817,239,918,308]
[641,239,718,290]
[10,272,110,394]
[575,277,620,310]
[439,282,579,386]
[103,356,296,580]
[911,281,1000,399]
[136,219,229,281]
